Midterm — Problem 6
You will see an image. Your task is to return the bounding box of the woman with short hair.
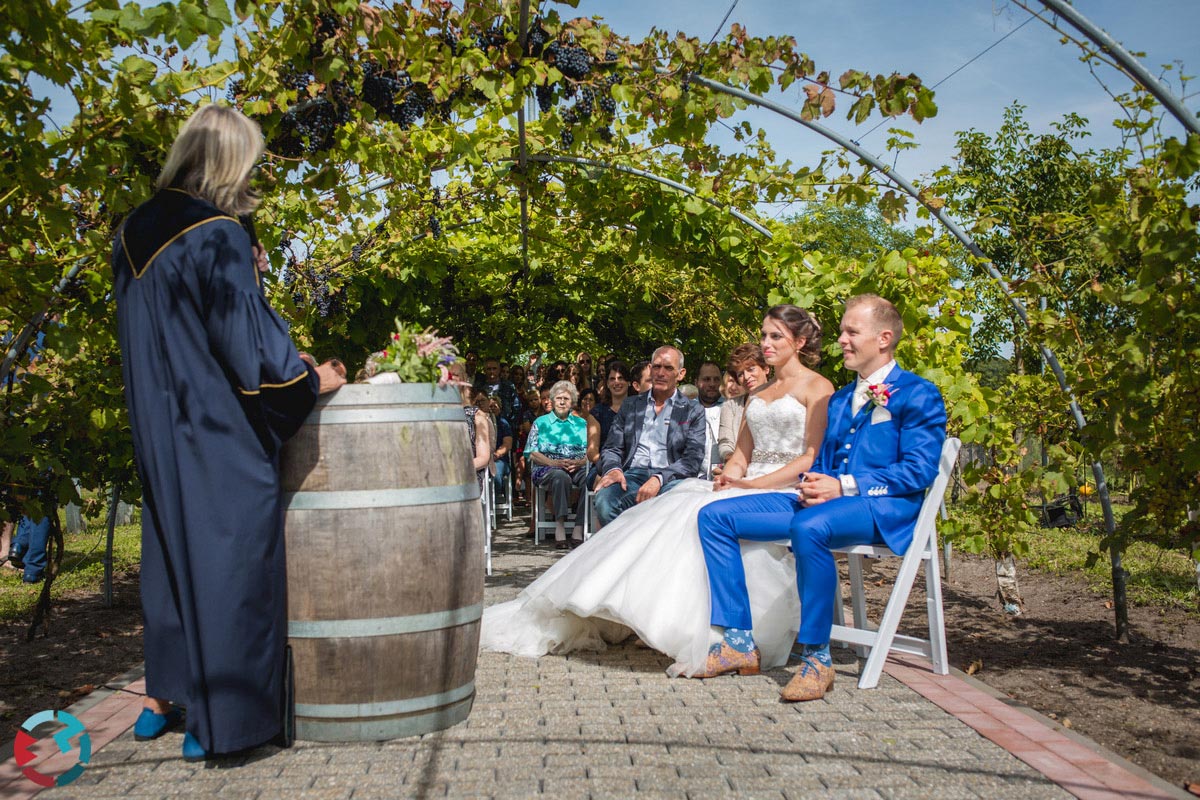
[526,380,589,549]
[718,343,770,461]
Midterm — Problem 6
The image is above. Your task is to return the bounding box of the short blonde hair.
[845,294,903,350]
[157,105,264,217]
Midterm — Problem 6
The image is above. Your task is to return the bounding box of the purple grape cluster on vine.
[287,263,341,319]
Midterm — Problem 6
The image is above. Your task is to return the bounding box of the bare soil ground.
[860,551,1200,792]
[2,553,1198,792]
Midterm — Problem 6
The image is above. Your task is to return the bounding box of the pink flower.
[867,383,893,408]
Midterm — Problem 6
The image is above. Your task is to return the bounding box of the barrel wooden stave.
[280,384,484,743]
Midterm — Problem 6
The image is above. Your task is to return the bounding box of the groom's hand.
[798,472,841,505]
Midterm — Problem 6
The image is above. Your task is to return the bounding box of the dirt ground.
[860,551,1200,792]
[1,555,1198,791]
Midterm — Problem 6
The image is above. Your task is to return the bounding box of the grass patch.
[0,522,141,623]
[1022,517,1199,611]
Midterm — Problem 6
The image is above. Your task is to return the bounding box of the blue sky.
[571,0,1199,199]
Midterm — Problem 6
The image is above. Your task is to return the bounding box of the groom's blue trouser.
[697,493,881,645]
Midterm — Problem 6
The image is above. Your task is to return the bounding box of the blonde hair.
[157,105,264,217]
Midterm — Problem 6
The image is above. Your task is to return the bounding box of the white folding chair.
[479,475,493,576]
[830,437,961,689]
[492,463,514,525]
[532,476,590,544]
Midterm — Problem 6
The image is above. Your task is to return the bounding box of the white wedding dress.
[480,394,808,676]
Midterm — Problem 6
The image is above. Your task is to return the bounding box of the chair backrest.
[910,438,961,554]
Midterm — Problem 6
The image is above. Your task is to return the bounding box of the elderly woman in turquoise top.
[526,380,590,549]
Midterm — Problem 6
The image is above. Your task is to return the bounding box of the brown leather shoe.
[688,642,761,678]
[780,657,835,702]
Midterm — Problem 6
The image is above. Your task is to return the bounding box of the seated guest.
[527,380,590,549]
[485,392,514,501]
[452,365,493,486]
[591,360,631,450]
[592,346,706,527]
[718,343,769,462]
[509,364,531,395]
[474,357,520,430]
[721,368,743,402]
[678,383,699,401]
[630,360,651,394]
[695,360,725,478]
[544,360,569,389]
[463,350,482,386]
[576,351,598,391]
[577,387,598,417]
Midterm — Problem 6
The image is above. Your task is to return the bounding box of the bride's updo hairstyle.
[764,304,823,367]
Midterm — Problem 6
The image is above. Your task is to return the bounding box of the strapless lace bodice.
[744,394,808,478]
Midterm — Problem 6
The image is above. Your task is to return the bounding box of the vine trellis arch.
[6,0,1195,633]
[500,0,1195,636]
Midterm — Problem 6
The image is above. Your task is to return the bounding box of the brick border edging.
[883,654,1192,800]
[0,665,148,799]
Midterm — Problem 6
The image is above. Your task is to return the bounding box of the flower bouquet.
[360,319,460,387]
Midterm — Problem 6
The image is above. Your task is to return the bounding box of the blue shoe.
[182,732,209,763]
[133,707,182,741]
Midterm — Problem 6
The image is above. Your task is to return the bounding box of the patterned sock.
[722,627,756,653]
[800,642,832,667]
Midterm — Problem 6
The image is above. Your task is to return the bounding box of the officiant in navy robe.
[113,105,345,760]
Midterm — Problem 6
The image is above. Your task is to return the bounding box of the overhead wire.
[854,12,1037,143]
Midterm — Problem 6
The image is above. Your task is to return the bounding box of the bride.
[480,305,833,676]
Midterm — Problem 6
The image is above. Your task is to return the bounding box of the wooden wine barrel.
[279,383,484,742]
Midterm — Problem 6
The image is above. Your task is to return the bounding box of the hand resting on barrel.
[300,352,348,394]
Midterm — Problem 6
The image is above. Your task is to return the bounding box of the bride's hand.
[722,475,755,490]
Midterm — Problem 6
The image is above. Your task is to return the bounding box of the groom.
[694,294,946,701]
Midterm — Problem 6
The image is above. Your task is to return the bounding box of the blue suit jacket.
[812,365,947,555]
[598,391,707,485]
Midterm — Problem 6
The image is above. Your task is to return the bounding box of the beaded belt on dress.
[751,449,801,464]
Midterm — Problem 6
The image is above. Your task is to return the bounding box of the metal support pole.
[1032,0,1199,137]
[528,153,774,237]
[103,483,121,607]
[516,0,533,277]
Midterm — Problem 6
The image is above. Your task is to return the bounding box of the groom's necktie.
[851,379,871,415]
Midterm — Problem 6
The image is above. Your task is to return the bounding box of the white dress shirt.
[841,359,897,496]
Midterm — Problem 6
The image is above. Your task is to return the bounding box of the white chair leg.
[857,547,925,689]
[582,489,592,540]
[847,554,870,659]
[533,483,542,545]
[925,546,949,675]
[480,479,493,577]
[833,562,849,649]
[505,468,514,522]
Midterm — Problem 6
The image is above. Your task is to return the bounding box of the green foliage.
[931,97,1200,567]
[1002,508,1198,612]
[0,522,142,623]
[2,0,936,521]
[4,0,1195,609]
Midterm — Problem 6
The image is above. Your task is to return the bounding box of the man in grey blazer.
[593,345,707,527]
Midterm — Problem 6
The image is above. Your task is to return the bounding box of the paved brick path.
[4,512,1188,799]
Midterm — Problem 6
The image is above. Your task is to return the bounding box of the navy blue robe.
[112,188,318,754]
